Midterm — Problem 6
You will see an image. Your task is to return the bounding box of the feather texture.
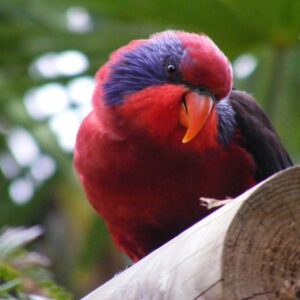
[229,90,293,181]
[74,31,292,261]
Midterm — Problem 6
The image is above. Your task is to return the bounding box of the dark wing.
[229,90,293,181]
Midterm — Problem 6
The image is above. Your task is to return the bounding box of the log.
[82,166,300,300]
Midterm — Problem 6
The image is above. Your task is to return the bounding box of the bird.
[74,30,292,262]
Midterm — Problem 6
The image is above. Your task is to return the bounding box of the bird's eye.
[165,63,177,77]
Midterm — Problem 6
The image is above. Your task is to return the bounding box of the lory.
[74,30,292,261]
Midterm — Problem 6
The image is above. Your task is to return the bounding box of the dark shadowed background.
[0,0,300,298]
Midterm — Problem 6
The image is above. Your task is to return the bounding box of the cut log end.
[278,280,300,300]
[223,166,300,300]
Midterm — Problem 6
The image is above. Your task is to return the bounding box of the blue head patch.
[103,31,184,105]
[216,99,236,144]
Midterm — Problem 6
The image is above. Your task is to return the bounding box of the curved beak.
[179,91,214,143]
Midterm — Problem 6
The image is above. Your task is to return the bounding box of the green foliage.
[0,227,73,300]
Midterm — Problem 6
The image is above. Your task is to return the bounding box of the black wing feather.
[229,90,293,181]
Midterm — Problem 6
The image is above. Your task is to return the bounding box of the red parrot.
[74,30,292,261]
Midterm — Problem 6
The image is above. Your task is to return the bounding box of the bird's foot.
[199,197,232,210]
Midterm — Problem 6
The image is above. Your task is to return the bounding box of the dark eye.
[165,63,177,77]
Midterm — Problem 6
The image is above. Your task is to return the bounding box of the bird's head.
[94,30,233,148]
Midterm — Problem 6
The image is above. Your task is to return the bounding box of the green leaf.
[0,278,22,293]
[0,263,20,281]
[0,227,43,259]
[40,280,73,300]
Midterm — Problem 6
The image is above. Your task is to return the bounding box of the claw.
[199,197,232,209]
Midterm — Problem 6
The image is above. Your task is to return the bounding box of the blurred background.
[0,0,299,298]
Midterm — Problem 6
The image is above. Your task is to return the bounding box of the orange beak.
[179,91,214,143]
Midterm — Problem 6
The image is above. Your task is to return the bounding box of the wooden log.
[82,166,300,300]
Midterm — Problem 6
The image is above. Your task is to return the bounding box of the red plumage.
[74,31,291,261]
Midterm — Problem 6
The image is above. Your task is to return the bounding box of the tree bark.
[82,166,300,300]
